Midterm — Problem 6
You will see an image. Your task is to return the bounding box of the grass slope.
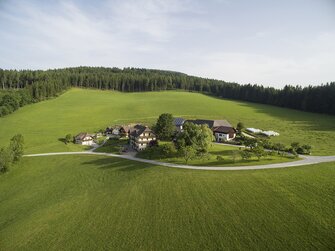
[0,156,334,250]
[0,88,334,155]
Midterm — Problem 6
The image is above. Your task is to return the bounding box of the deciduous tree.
[0,147,13,173]
[9,134,24,162]
[65,134,72,144]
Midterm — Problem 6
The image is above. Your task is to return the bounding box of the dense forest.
[0,66,334,117]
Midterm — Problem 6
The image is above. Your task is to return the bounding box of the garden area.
[94,138,129,154]
[136,141,298,166]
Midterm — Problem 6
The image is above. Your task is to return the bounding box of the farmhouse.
[129,124,157,151]
[74,133,94,146]
[185,119,236,142]
[212,126,237,141]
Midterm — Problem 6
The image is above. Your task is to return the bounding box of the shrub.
[160,143,176,157]
[301,144,312,154]
[149,140,159,147]
[261,140,274,150]
[252,146,266,161]
[243,138,258,149]
[273,143,285,154]
[9,134,24,162]
[0,147,13,173]
[240,150,252,160]
[290,142,311,155]
[65,134,72,144]
[236,122,244,132]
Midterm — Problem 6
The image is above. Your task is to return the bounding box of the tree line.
[0,66,334,117]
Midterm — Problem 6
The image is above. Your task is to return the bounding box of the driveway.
[24,151,335,171]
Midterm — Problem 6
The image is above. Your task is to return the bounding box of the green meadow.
[0,88,335,250]
[0,88,334,155]
[0,155,334,250]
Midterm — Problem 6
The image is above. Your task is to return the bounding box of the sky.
[0,0,334,87]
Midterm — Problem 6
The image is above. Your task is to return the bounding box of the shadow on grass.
[201,92,335,132]
[236,103,335,132]
[210,149,241,155]
[58,137,67,144]
[82,157,151,172]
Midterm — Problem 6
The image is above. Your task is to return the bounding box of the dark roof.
[185,119,232,129]
[129,124,155,138]
[212,126,236,134]
[105,127,113,132]
[174,117,185,126]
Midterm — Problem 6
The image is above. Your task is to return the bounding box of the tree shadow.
[201,92,335,132]
[82,157,151,172]
[236,103,335,132]
[58,137,67,144]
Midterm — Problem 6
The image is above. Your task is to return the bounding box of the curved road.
[24,151,335,171]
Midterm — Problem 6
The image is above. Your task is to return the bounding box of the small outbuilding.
[174,117,185,132]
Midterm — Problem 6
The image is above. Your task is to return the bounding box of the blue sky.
[0,0,334,87]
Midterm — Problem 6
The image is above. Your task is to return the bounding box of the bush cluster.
[0,134,24,173]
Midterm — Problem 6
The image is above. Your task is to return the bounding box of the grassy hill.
[0,155,334,250]
[0,88,335,250]
[0,88,334,155]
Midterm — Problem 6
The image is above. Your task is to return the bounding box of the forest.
[0,66,334,117]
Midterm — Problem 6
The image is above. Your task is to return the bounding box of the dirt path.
[24,151,335,171]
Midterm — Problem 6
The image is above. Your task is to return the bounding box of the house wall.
[82,140,94,146]
[175,125,183,132]
[214,132,229,142]
[214,132,236,142]
[129,133,156,151]
[229,133,236,139]
[76,139,94,146]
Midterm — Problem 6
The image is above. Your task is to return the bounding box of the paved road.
[24,151,335,171]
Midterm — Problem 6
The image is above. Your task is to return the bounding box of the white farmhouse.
[129,125,157,151]
[74,133,94,146]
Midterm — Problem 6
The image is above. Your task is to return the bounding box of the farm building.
[246,128,263,134]
[129,125,157,151]
[105,127,113,135]
[74,133,94,146]
[246,128,280,137]
[174,117,185,132]
[119,125,133,137]
[212,126,237,142]
[262,130,280,137]
[184,119,236,141]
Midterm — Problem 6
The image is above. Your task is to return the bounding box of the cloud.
[181,32,335,87]
[0,0,196,68]
[104,0,192,42]
[0,0,334,87]
[0,0,122,67]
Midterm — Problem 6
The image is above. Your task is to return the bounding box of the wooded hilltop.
[0,66,334,117]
